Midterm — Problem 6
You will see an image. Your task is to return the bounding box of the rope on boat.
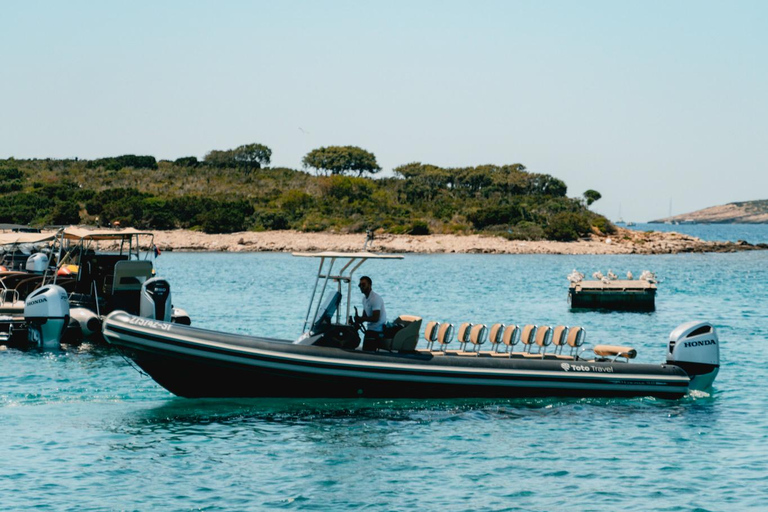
[116,347,149,377]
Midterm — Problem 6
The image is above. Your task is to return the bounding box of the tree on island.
[204,143,272,171]
[302,146,381,177]
[583,189,602,206]
[233,143,271,170]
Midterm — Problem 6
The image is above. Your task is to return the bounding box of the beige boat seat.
[423,321,440,351]
[433,322,454,354]
[447,322,473,354]
[512,324,537,356]
[555,326,586,360]
[593,344,637,362]
[486,323,505,353]
[384,315,422,352]
[550,325,569,355]
[457,324,487,356]
[491,324,520,357]
[523,325,552,358]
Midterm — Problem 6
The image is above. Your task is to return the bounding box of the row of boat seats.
[424,321,587,359]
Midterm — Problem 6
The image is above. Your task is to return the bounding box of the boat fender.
[70,307,101,339]
[171,307,191,326]
[24,284,70,349]
[666,321,720,391]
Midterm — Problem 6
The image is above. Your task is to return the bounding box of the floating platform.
[569,280,656,311]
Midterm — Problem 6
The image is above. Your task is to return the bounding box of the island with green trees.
[1,142,612,241]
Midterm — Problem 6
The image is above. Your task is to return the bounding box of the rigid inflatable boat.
[103,252,720,399]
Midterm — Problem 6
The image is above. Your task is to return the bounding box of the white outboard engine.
[24,285,70,349]
[26,253,49,274]
[667,321,720,391]
[140,277,172,322]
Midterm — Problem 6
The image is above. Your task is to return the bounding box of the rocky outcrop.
[651,199,768,224]
[136,228,765,255]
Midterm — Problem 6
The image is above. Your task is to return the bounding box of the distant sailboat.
[616,203,625,225]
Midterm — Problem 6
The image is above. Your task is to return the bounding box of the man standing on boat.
[356,276,387,351]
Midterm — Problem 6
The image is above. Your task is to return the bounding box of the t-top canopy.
[0,232,58,245]
[63,227,154,241]
[292,251,403,260]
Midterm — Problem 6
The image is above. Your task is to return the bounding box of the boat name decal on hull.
[560,362,614,373]
[127,317,172,331]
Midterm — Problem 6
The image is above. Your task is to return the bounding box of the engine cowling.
[26,253,49,273]
[24,284,70,349]
[140,277,172,322]
[667,321,720,391]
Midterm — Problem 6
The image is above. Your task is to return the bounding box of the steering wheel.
[351,307,367,333]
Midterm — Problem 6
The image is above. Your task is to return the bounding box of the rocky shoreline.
[140,228,768,255]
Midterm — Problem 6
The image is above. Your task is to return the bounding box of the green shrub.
[88,155,158,171]
[174,156,199,167]
[500,221,545,241]
[200,208,246,233]
[49,200,81,225]
[544,212,591,241]
[467,205,524,229]
[253,209,289,231]
[0,167,23,180]
[0,180,23,193]
[279,189,314,217]
[590,214,614,235]
[319,175,374,202]
[407,220,430,235]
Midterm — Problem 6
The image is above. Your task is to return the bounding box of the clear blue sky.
[2,1,766,221]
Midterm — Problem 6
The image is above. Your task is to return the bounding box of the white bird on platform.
[567,269,584,283]
[607,269,618,280]
[592,271,604,280]
[639,270,657,283]
[626,271,634,280]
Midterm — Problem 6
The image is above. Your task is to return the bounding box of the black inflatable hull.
[103,312,692,399]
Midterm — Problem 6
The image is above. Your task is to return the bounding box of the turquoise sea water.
[2,228,768,511]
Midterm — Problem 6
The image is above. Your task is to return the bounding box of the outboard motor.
[140,277,172,322]
[667,321,720,391]
[26,253,49,274]
[24,285,69,349]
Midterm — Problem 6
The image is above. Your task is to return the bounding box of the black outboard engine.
[140,277,172,322]
[667,321,720,391]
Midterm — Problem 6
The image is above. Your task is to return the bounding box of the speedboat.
[103,252,720,400]
[0,227,190,349]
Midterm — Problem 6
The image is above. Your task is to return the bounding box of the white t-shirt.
[362,290,386,332]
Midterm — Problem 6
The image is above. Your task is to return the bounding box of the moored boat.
[103,252,719,399]
[0,226,190,349]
